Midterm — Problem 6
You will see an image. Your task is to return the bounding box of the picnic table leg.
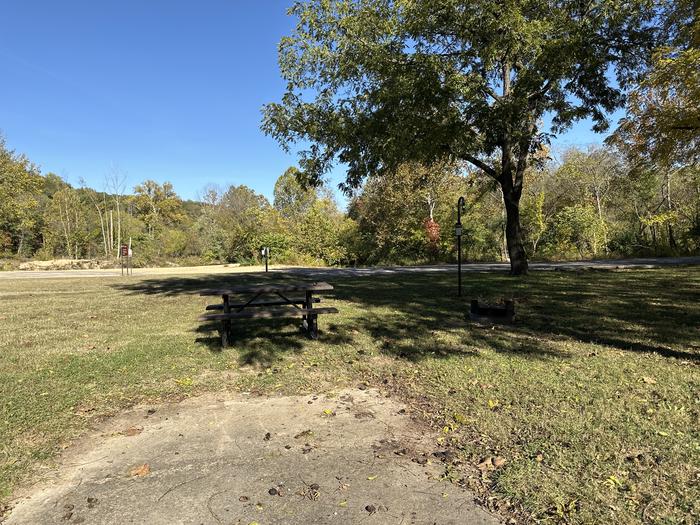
[221,294,231,347]
[310,313,318,339]
[305,291,318,339]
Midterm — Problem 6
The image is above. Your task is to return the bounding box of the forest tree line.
[1,133,698,269]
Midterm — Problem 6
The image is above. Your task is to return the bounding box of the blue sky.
[1,1,619,204]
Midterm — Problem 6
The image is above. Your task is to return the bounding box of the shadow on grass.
[191,306,353,366]
[113,268,700,364]
[116,271,287,296]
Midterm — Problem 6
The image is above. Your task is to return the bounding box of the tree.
[79,179,110,257]
[218,185,272,261]
[44,187,90,259]
[273,167,317,220]
[0,135,41,255]
[554,147,622,254]
[608,1,698,253]
[263,0,660,274]
[132,180,184,235]
[348,161,466,263]
[106,166,128,257]
[611,0,698,166]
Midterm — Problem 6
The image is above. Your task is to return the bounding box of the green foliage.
[544,205,606,258]
[264,0,659,185]
[0,136,697,267]
[611,0,699,169]
[348,161,468,264]
[295,198,348,265]
[273,167,317,219]
[0,136,42,255]
[132,180,185,234]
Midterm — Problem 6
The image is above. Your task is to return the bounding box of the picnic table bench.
[198,281,338,346]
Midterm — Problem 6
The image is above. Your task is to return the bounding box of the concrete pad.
[6,389,500,525]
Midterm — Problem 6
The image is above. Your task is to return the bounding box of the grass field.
[1,268,698,523]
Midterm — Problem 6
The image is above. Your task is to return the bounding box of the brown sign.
[120,244,129,257]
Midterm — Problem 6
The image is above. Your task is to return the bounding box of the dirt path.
[6,389,500,525]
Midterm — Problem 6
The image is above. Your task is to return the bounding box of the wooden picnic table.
[198,281,337,346]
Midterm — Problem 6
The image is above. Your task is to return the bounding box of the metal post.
[456,196,466,297]
[458,232,462,296]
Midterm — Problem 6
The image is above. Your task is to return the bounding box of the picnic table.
[198,281,338,346]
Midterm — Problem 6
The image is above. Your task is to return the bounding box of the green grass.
[1,268,698,523]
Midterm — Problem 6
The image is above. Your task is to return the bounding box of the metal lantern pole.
[261,247,269,272]
[456,196,466,297]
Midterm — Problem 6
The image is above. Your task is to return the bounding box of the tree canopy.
[610,0,699,168]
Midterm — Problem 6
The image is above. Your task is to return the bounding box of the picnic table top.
[199,281,334,296]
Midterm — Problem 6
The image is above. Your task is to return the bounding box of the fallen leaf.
[339,500,348,507]
[642,376,657,385]
[453,413,469,424]
[175,377,193,387]
[367,475,377,480]
[129,463,150,477]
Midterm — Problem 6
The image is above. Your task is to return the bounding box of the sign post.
[261,246,270,272]
[120,239,133,276]
[120,244,128,276]
[455,196,466,297]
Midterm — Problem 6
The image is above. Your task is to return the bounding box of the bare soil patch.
[5,389,500,525]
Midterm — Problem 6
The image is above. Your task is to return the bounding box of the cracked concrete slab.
[6,389,501,525]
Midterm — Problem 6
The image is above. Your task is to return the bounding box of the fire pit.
[468,299,515,324]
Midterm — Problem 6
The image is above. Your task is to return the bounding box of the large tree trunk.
[501,179,528,275]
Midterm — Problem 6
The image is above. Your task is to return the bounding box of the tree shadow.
[187,300,352,367]
[330,270,700,363]
[112,268,700,364]
[114,272,289,296]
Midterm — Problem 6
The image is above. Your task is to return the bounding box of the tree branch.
[482,86,501,101]
[462,155,499,181]
[528,79,554,100]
